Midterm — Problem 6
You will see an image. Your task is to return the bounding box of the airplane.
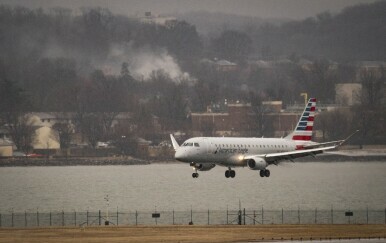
[170,98,359,178]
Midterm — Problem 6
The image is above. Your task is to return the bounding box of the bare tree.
[351,66,386,145]
[52,121,73,149]
[309,59,336,103]
[359,67,384,107]
[81,113,105,148]
[0,71,35,153]
[5,113,35,153]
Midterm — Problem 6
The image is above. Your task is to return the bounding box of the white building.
[335,83,362,106]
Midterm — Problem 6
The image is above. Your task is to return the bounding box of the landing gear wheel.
[260,170,265,177]
[264,170,270,177]
[230,170,236,178]
[192,173,199,178]
[225,169,235,178]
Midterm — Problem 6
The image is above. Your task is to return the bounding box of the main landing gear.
[259,169,270,177]
[225,168,236,178]
[192,172,199,178]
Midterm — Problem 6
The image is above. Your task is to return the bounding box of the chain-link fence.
[0,208,385,227]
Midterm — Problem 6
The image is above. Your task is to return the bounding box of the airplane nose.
[175,149,186,162]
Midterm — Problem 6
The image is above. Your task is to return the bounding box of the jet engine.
[190,162,216,171]
[246,157,267,170]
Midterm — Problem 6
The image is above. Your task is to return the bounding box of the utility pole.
[300,93,308,105]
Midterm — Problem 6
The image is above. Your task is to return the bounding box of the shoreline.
[0,151,385,167]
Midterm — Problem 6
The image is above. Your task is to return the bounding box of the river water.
[0,162,385,213]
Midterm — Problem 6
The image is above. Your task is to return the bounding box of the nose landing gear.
[225,168,236,178]
[192,172,199,178]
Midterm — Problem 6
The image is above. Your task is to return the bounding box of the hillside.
[249,1,386,60]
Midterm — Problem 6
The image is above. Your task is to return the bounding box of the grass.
[0,224,385,243]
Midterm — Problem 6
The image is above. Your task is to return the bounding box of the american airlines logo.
[215,148,249,154]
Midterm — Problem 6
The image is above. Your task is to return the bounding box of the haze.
[0,0,381,19]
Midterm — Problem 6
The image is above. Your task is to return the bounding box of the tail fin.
[285,98,316,141]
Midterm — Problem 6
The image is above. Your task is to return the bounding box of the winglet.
[170,134,180,151]
[338,130,360,147]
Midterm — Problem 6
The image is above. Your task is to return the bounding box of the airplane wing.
[243,145,337,164]
[243,130,359,164]
[303,130,360,149]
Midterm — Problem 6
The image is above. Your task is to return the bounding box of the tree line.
[0,3,385,152]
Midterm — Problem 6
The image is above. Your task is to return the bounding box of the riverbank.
[0,149,385,167]
[0,156,150,167]
[0,225,385,243]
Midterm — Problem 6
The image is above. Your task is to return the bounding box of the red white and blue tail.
[285,98,316,143]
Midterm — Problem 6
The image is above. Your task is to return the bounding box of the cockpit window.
[182,142,198,147]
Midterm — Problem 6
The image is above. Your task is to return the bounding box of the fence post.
[11,210,14,227]
[253,210,256,225]
[98,210,101,226]
[36,209,39,227]
[282,208,284,224]
[226,207,228,225]
[366,207,368,224]
[25,211,27,227]
[190,207,193,224]
[86,211,89,226]
[135,211,138,226]
[331,205,334,224]
[261,206,264,225]
[0,213,1,227]
[315,208,317,224]
[243,208,246,225]
[50,212,52,226]
[172,210,174,225]
[74,211,77,226]
[298,206,300,224]
[208,209,210,225]
[116,208,119,226]
[62,210,65,226]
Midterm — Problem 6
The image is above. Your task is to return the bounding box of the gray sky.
[0,0,382,19]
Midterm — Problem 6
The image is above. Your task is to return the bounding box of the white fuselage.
[175,137,297,167]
